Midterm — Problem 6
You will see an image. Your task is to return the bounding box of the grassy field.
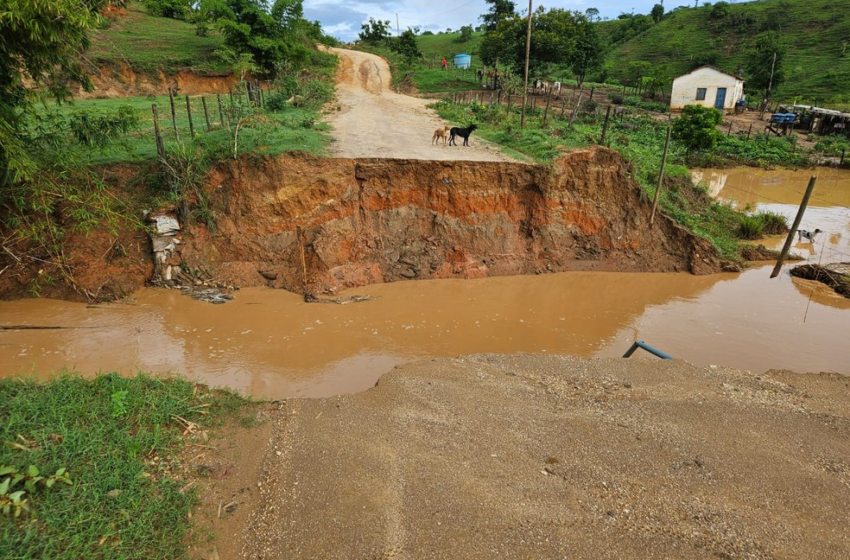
[88,2,227,74]
[599,0,850,105]
[42,94,332,165]
[0,374,248,560]
[415,31,484,69]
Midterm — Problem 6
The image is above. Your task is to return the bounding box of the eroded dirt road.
[191,355,850,560]
[323,48,515,161]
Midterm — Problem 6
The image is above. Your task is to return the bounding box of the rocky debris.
[148,213,237,303]
[303,292,371,304]
[791,262,850,298]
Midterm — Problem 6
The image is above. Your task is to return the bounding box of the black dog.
[449,124,478,146]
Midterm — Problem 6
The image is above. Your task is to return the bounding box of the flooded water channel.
[2,168,848,399]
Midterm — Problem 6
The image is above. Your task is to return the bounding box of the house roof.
[673,66,744,82]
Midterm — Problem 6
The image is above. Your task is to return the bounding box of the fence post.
[841,148,846,166]
[201,96,211,132]
[542,87,552,127]
[727,121,733,136]
[589,86,594,101]
[168,87,179,142]
[650,123,672,225]
[747,123,753,140]
[151,104,166,162]
[600,104,612,145]
[185,95,195,139]
[218,93,229,131]
[568,92,583,129]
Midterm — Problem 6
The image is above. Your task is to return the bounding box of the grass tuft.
[0,373,247,560]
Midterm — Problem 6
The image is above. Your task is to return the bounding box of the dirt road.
[190,355,850,560]
[323,48,515,162]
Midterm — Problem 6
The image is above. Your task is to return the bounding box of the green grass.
[41,93,333,165]
[89,2,227,74]
[0,373,248,560]
[415,31,484,66]
[600,0,850,105]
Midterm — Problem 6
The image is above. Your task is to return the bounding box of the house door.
[715,88,727,109]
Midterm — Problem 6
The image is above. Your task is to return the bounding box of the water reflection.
[2,168,848,399]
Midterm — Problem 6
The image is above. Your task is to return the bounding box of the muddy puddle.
[2,168,849,399]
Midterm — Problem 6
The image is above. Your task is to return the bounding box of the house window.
[696,88,707,101]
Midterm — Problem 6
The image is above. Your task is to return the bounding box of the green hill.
[600,0,850,105]
[88,2,227,74]
[415,31,485,68]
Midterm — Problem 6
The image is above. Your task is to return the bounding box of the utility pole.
[520,0,533,128]
[396,14,400,37]
[770,175,817,279]
[761,52,777,119]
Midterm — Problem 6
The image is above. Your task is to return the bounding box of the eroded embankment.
[169,147,721,296]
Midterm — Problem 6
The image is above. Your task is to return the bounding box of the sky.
[302,0,739,43]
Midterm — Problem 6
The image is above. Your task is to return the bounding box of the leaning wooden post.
[841,148,846,166]
[542,87,553,127]
[217,94,226,128]
[650,123,673,225]
[747,123,753,140]
[168,88,179,141]
[727,121,733,136]
[201,96,211,132]
[600,104,612,145]
[770,176,818,278]
[589,86,594,101]
[185,95,195,138]
[151,104,166,162]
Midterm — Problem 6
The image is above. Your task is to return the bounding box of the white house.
[670,66,744,113]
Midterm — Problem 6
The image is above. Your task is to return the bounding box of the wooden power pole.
[770,175,817,278]
[520,0,533,129]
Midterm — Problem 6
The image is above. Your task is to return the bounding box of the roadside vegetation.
[0,373,248,559]
[1,0,337,298]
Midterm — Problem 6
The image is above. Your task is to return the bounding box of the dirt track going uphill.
[324,48,515,161]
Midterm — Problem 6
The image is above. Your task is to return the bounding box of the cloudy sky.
[303,0,735,42]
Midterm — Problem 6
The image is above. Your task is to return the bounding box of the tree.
[1,0,112,184]
[141,0,192,18]
[391,28,422,68]
[359,17,391,44]
[745,31,786,102]
[585,7,599,23]
[480,0,516,32]
[480,7,582,74]
[651,3,665,23]
[199,0,310,75]
[572,16,605,89]
[457,24,474,43]
[672,105,723,155]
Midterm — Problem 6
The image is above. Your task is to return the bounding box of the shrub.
[738,214,765,239]
[755,210,788,235]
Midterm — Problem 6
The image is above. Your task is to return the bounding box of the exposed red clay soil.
[169,148,722,297]
[77,64,242,99]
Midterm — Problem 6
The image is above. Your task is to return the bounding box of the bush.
[265,91,289,112]
[755,210,788,235]
[738,214,765,239]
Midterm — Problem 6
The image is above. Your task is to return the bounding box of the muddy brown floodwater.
[1,168,848,399]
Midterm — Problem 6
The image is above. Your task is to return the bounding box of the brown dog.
[432,126,450,146]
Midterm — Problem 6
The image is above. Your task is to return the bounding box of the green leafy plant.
[0,465,73,518]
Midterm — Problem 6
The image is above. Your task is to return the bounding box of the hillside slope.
[601,0,850,104]
[88,2,227,75]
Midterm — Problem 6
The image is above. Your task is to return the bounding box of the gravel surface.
[322,48,516,162]
[232,355,850,560]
